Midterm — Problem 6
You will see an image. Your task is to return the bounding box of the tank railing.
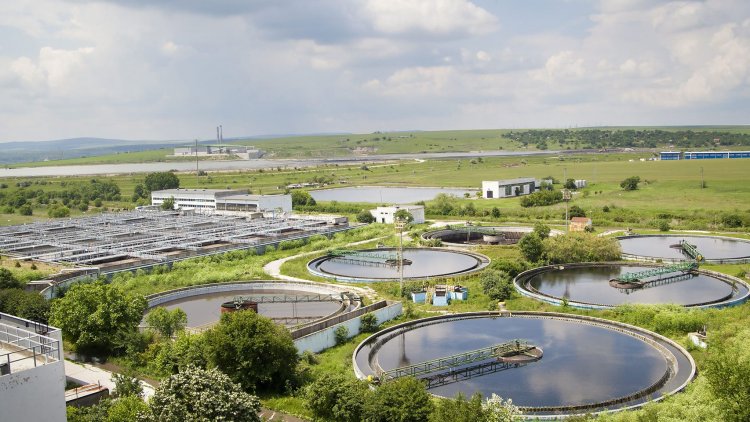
[377,339,534,381]
[0,324,60,375]
[229,293,346,304]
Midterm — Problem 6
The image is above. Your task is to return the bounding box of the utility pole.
[700,167,705,189]
[195,139,199,175]
[563,167,570,232]
[395,219,406,295]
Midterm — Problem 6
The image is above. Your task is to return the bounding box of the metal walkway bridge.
[611,240,702,289]
[229,293,350,304]
[327,249,410,267]
[377,339,538,383]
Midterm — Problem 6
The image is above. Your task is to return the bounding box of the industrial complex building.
[482,178,538,199]
[660,151,750,160]
[0,313,66,422]
[370,205,426,224]
[151,189,292,213]
[173,145,263,159]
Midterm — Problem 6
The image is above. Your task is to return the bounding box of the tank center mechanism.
[373,339,543,389]
[610,240,705,291]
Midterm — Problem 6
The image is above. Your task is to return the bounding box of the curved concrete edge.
[617,234,750,264]
[352,311,697,420]
[306,247,491,283]
[513,262,750,310]
[421,226,564,248]
[145,280,360,308]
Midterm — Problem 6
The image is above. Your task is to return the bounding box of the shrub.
[360,313,379,333]
[356,209,375,223]
[620,176,641,191]
[334,326,350,345]
[658,220,671,232]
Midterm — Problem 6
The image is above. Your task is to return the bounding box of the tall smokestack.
[220,125,223,143]
[216,126,220,145]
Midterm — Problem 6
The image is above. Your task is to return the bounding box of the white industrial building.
[482,178,538,199]
[173,145,262,159]
[370,205,425,224]
[152,189,292,213]
[0,313,66,422]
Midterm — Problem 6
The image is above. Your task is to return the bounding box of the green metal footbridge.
[611,240,703,288]
[376,339,540,388]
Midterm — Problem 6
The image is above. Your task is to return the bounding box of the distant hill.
[0,137,188,165]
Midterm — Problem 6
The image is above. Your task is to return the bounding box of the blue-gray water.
[313,249,482,279]
[619,235,750,260]
[370,317,667,408]
[152,289,340,327]
[310,186,477,204]
[528,265,735,306]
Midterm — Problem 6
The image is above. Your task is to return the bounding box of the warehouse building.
[151,189,292,213]
[370,205,425,224]
[660,151,750,160]
[482,178,538,199]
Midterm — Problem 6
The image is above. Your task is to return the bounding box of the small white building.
[152,189,292,213]
[482,178,538,199]
[574,180,587,189]
[370,205,425,224]
[0,313,66,422]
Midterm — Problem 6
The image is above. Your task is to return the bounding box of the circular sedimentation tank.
[307,247,490,282]
[422,226,530,246]
[144,282,355,330]
[354,312,695,417]
[618,234,750,263]
[514,263,749,309]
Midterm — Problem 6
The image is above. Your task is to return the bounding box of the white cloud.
[363,0,497,37]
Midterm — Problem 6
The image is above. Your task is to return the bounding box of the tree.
[160,196,175,210]
[483,394,521,422]
[430,392,486,422]
[360,313,379,332]
[133,184,146,200]
[479,269,515,301]
[533,222,551,239]
[204,310,298,393]
[47,204,70,218]
[106,396,149,422]
[306,373,371,422]
[291,190,316,207]
[564,178,577,190]
[364,377,433,422]
[356,209,376,223]
[722,214,744,228]
[394,209,414,223]
[0,268,22,289]
[518,233,545,262]
[704,329,750,421]
[0,288,51,322]
[144,366,261,422]
[491,207,501,218]
[49,281,147,355]
[145,307,187,338]
[18,204,32,216]
[112,372,144,399]
[542,233,621,264]
[144,172,180,193]
[567,205,586,218]
[620,176,641,191]
[335,325,350,345]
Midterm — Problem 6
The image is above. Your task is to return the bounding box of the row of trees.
[0,178,120,215]
[517,225,621,263]
[306,374,520,422]
[503,129,750,149]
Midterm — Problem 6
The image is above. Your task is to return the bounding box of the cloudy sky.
[1,0,749,142]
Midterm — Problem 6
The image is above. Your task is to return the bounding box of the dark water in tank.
[371,317,667,408]
[619,236,750,259]
[310,186,477,204]
[151,289,341,328]
[315,249,481,279]
[528,266,735,306]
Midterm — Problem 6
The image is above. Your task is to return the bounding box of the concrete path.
[64,360,156,399]
[262,235,392,302]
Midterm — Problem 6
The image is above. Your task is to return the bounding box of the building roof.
[152,188,246,195]
[484,177,537,185]
[220,193,290,201]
